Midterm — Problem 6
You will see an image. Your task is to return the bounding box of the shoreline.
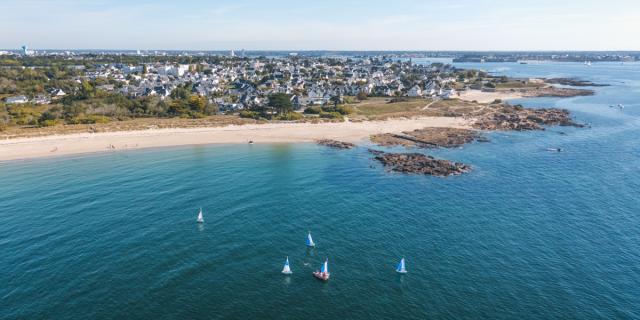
[0,117,471,162]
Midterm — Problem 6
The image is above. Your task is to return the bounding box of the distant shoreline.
[0,117,471,162]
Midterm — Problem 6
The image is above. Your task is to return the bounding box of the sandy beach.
[0,117,470,161]
[457,90,524,103]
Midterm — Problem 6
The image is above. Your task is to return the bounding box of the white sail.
[321,259,329,274]
[282,256,292,274]
[306,232,315,247]
[396,258,407,273]
[197,208,204,223]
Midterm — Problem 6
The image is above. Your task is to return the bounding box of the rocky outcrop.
[473,106,584,131]
[317,139,356,149]
[523,87,594,97]
[545,78,609,87]
[372,151,471,176]
[371,128,485,148]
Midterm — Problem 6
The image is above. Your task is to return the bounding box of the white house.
[5,95,29,104]
[407,85,423,97]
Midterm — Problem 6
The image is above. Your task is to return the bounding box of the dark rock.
[317,139,356,149]
[545,78,610,87]
[374,152,471,176]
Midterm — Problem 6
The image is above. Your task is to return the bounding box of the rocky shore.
[371,128,486,148]
[372,151,471,176]
[545,78,609,87]
[316,139,356,149]
[473,105,583,131]
[523,87,594,98]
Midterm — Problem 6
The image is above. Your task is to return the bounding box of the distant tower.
[21,45,28,56]
[240,49,246,58]
[230,50,236,57]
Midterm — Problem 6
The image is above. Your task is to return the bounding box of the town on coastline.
[1,47,596,174]
[0,47,596,133]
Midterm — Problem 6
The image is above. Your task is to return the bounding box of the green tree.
[330,95,342,107]
[187,95,207,114]
[267,93,292,115]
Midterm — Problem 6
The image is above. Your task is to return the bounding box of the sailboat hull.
[313,271,330,281]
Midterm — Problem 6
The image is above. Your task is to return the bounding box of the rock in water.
[316,139,356,149]
[374,152,471,176]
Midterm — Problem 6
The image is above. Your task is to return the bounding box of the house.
[5,95,29,104]
[33,95,51,105]
[290,95,303,110]
[96,84,115,92]
[407,85,423,97]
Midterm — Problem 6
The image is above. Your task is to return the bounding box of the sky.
[1,0,639,51]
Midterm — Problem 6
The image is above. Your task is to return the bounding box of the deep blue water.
[1,62,640,319]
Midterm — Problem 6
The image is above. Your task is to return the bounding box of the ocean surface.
[1,62,639,319]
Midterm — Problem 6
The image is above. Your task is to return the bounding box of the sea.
[1,61,639,319]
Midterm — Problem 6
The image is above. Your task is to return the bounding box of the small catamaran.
[306,232,315,247]
[313,259,330,281]
[282,256,292,274]
[197,208,204,223]
[396,258,407,274]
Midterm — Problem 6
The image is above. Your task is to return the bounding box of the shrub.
[304,106,322,114]
[40,119,58,127]
[319,111,344,120]
[68,115,110,124]
[0,122,6,132]
[239,110,261,119]
[276,112,303,121]
[321,105,353,115]
[492,99,502,104]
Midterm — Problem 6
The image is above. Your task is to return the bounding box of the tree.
[80,80,95,99]
[170,86,190,100]
[267,93,292,115]
[330,95,342,107]
[187,95,206,113]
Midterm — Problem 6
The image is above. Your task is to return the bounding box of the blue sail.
[306,232,315,247]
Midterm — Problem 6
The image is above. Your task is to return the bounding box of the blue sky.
[2,0,638,50]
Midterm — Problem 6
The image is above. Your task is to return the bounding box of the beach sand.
[0,117,470,161]
[457,90,524,103]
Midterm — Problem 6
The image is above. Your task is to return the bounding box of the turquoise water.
[1,62,640,319]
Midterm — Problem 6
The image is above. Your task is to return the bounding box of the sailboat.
[396,258,407,274]
[197,208,204,223]
[313,259,330,281]
[282,256,292,274]
[306,232,316,247]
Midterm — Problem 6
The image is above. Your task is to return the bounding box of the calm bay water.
[1,62,639,319]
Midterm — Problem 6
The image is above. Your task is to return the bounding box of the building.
[5,95,29,104]
[21,45,34,56]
